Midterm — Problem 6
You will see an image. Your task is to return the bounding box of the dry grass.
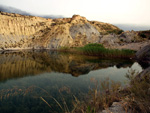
[40,69,150,113]
[124,69,150,113]
[74,78,122,113]
[40,78,122,113]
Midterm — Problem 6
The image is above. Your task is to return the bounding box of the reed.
[40,69,150,113]
[74,78,122,113]
[76,43,135,58]
[124,69,150,113]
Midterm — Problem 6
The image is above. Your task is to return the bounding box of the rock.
[136,44,150,68]
[114,41,150,51]
[0,11,149,51]
[0,11,122,50]
[135,66,150,81]
[100,101,128,113]
[71,15,87,23]
[100,34,120,48]
[119,31,139,43]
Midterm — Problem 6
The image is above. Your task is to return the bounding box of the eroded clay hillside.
[0,11,122,50]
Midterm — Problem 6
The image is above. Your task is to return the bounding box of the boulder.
[135,66,150,81]
[100,101,128,113]
[100,34,120,47]
[119,31,138,43]
[136,44,150,68]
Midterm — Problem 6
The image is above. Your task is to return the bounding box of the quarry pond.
[0,51,142,113]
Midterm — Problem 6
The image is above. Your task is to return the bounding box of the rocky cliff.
[0,11,122,50]
[0,11,149,51]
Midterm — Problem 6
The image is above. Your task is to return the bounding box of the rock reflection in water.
[0,51,143,113]
[0,50,134,81]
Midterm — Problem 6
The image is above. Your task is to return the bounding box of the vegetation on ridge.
[89,21,123,35]
[138,30,150,39]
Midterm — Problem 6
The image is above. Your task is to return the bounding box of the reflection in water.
[0,50,135,81]
[0,51,142,113]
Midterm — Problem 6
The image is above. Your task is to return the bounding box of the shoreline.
[0,47,136,59]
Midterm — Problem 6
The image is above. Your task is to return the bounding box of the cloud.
[0,5,64,19]
[0,5,149,31]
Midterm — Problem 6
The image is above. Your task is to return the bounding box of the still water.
[0,51,142,113]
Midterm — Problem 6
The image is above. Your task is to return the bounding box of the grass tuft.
[40,69,150,113]
[124,69,150,113]
[74,78,122,113]
[76,43,135,58]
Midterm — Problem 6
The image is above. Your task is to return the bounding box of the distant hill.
[0,5,63,19]
[115,24,150,31]
[0,5,32,16]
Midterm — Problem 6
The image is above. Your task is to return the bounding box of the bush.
[107,29,124,35]
[118,30,124,34]
[59,46,70,50]
[84,43,104,48]
[139,33,146,38]
[77,44,135,58]
[120,39,124,42]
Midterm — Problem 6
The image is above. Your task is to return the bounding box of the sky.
[0,0,150,26]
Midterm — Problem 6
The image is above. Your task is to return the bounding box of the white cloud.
[0,0,150,25]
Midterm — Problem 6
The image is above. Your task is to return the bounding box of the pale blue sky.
[0,0,150,26]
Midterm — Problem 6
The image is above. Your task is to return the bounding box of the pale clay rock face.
[0,11,148,51]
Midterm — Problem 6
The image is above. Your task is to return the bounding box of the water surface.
[0,51,142,113]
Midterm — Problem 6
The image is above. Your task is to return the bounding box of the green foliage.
[139,33,147,38]
[59,46,70,51]
[83,43,104,48]
[118,30,124,34]
[77,43,135,58]
[107,29,124,35]
[120,39,124,42]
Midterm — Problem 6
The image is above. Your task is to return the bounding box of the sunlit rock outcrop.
[0,12,121,50]
[1,11,149,51]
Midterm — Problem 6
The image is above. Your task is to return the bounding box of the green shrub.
[120,39,124,42]
[84,43,104,48]
[118,30,124,34]
[107,29,124,35]
[140,33,146,38]
[77,43,135,58]
[59,46,70,50]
